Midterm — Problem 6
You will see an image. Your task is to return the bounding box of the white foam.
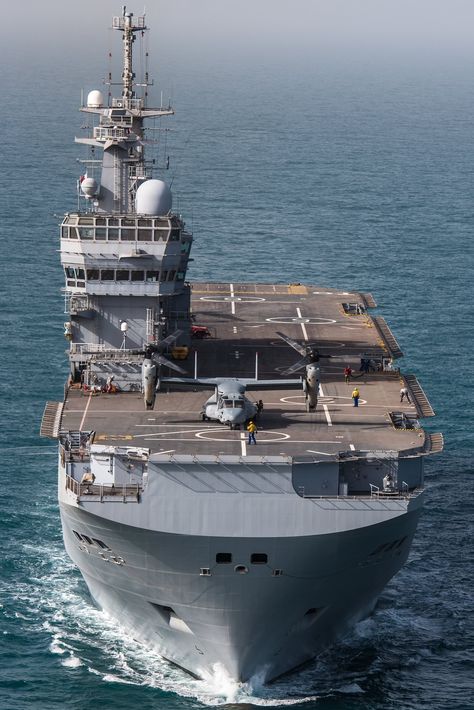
[61,654,83,668]
[24,541,352,705]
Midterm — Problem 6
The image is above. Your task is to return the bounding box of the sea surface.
[0,36,473,710]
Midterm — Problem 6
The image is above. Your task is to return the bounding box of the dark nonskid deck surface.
[61,282,425,458]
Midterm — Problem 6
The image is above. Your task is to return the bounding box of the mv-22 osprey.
[144,332,329,426]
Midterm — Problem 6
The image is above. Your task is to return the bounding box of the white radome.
[81,177,99,198]
[135,179,172,215]
[87,90,104,108]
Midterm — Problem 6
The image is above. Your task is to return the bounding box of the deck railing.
[65,475,140,502]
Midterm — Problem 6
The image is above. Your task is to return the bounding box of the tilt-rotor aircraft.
[161,376,303,429]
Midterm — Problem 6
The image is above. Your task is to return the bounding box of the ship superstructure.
[61,10,192,394]
[41,8,443,684]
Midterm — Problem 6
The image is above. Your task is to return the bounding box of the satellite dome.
[81,177,99,198]
[135,179,172,215]
[87,90,104,108]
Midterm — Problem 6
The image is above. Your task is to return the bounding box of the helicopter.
[161,376,302,429]
[276,332,331,412]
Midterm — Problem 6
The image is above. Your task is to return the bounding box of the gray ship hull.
[60,497,421,682]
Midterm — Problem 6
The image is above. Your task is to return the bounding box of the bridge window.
[101,270,114,281]
[116,269,130,281]
[95,228,106,241]
[176,271,185,281]
[108,229,119,241]
[146,271,160,282]
[78,227,94,240]
[121,229,135,241]
[87,269,99,281]
[131,270,144,282]
[168,270,176,281]
[138,229,152,241]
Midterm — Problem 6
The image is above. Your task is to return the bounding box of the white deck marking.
[297,307,309,341]
[323,405,333,426]
[135,423,217,428]
[134,427,223,438]
[319,384,333,426]
[154,450,176,455]
[306,449,333,456]
[350,444,356,451]
[79,394,93,431]
[241,433,247,456]
[230,283,235,314]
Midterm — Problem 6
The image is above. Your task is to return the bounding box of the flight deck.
[58,282,438,460]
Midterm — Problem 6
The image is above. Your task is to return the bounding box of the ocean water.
[1,37,473,710]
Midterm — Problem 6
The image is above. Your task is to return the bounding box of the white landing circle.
[200,296,266,304]
[280,395,367,406]
[196,429,290,442]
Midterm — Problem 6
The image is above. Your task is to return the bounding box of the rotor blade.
[155,354,187,374]
[159,329,183,348]
[275,331,308,356]
[280,356,310,375]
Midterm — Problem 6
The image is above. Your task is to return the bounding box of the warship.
[41,8,443,683]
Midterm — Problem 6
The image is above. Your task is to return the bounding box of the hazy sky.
[5,0,474,59]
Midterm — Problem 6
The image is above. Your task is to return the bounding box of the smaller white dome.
[87,90,104,108]
[81,177,99,198]
[135,179,172,216]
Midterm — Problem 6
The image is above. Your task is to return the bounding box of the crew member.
[400,386,411,403]
[352,387,360,407]
[247,420,257,445]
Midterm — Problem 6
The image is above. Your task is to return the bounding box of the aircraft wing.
[160,377,220,389]
[161,377,302,391]
[240,378,302,391]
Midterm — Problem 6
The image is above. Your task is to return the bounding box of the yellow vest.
[352,389,360,398]
[247,422,257,433]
